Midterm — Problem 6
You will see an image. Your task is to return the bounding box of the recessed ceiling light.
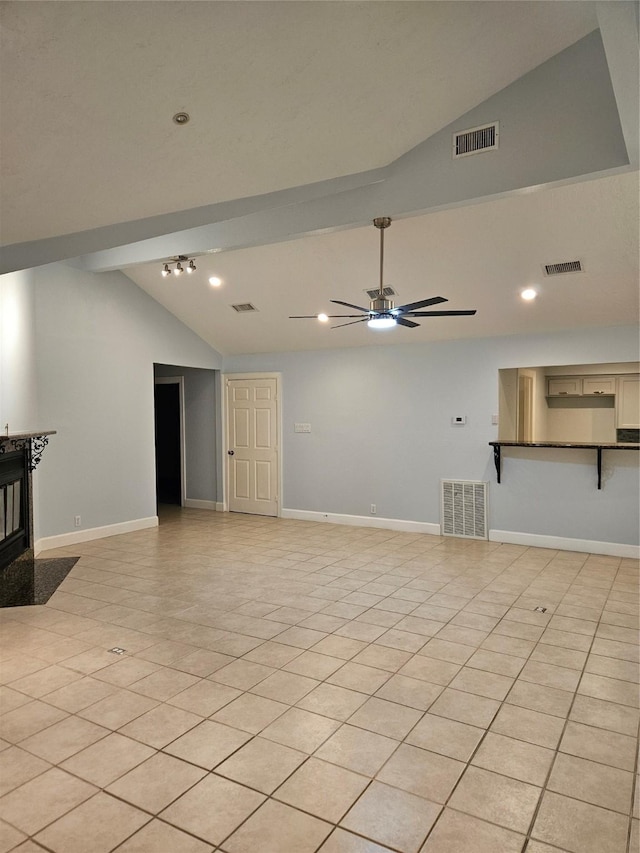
[173,112,190,125]
[317,313,329,322]
[521,288,537,301]
[208,276,222,287]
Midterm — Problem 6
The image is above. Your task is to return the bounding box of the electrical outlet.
[74,515,81,527]
[370,504,376,514]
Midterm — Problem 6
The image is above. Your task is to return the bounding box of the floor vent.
[441,480,488,539]
[543,260,583,276]
[366,286,397,300]
[231,302,258,313]
[453,122,499,158]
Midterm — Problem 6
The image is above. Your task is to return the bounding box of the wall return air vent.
[453,122,499,158]
[231,303,258,313]
[441,480,488,540]
[543,260,583,276]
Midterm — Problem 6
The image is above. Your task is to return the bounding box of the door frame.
[222,373,282,516]
[154,376,186,507]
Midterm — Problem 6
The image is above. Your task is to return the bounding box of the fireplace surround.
[0,431,78,606]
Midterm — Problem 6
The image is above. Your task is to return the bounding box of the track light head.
[160,256,196,277]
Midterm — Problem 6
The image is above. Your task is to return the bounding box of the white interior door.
[226,377,279,516]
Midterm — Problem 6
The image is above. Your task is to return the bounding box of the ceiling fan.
[290,217,477,329]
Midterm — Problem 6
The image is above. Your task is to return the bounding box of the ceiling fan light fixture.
[289,217,476,331]
[317,313,329,322]
[368,315,397,329]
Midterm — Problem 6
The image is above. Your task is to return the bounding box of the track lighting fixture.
[160,256,197,277]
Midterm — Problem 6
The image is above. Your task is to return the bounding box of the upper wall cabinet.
[547,376,618,396]
[547,378,582,396]
[616,375,640,429]
[547,376,582,397]
[582,376,617,396]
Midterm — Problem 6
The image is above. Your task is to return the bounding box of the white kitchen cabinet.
[616,375,640,429]
[547,377,582,396]
[582,376,616,395]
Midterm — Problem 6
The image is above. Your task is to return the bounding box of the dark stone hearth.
[0,553,79,607]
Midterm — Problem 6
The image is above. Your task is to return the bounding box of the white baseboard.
[489,529,640,559]
[35,516,158,554]
[184,499,224,511]
[281,508,440,536]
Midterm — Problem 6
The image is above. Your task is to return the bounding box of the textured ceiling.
[2,1,637,358]
[1,1,597,244]
[125,173,639,355]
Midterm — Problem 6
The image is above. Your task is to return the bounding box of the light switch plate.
[451,416,466,426]
[294,423,311,433]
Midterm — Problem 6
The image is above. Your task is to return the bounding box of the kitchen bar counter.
[489,441,639,489]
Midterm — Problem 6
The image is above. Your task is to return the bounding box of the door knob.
[228,450,234,456]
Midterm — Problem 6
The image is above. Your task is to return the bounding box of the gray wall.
[224,324,640,546]
[154,364,218,503]
[33,263,222,539]
[0,269,38,431]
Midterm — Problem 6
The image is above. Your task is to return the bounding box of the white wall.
[223,324,640,548]
[0,269,38,430]
[33,263,222,541]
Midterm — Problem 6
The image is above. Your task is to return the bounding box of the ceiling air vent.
[543,260,583,276]
[453,122,499,158]
[366,286,397,300]
[231,303,258,313]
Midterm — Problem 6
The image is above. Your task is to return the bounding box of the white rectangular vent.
[231,303,258,313]
[366,286,396,300]
[441,480,488,540]
[453,122,499,158]
[543,260,583,276]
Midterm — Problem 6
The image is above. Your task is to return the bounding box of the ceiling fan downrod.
[372,216,393,312]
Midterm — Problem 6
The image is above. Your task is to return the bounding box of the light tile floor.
[0,507,638,853]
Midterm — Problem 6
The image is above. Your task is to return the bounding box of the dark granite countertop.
[489,441,639,449]
[0,430,57,441]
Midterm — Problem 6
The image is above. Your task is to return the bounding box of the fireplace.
[0,447,29,573]
[0,431,81,607]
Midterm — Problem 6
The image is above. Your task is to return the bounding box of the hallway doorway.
[154,377,185,506]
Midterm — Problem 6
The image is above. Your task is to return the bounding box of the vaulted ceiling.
[2,1,638,354]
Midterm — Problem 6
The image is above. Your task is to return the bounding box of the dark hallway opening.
[154,382,182,506]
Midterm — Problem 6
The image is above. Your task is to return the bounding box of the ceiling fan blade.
[331,318,369,329]
[330,299,370,312]
[394,296,448,313]
[405,309,477,317]
[289,314,365,319]
[395,317,420,328]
